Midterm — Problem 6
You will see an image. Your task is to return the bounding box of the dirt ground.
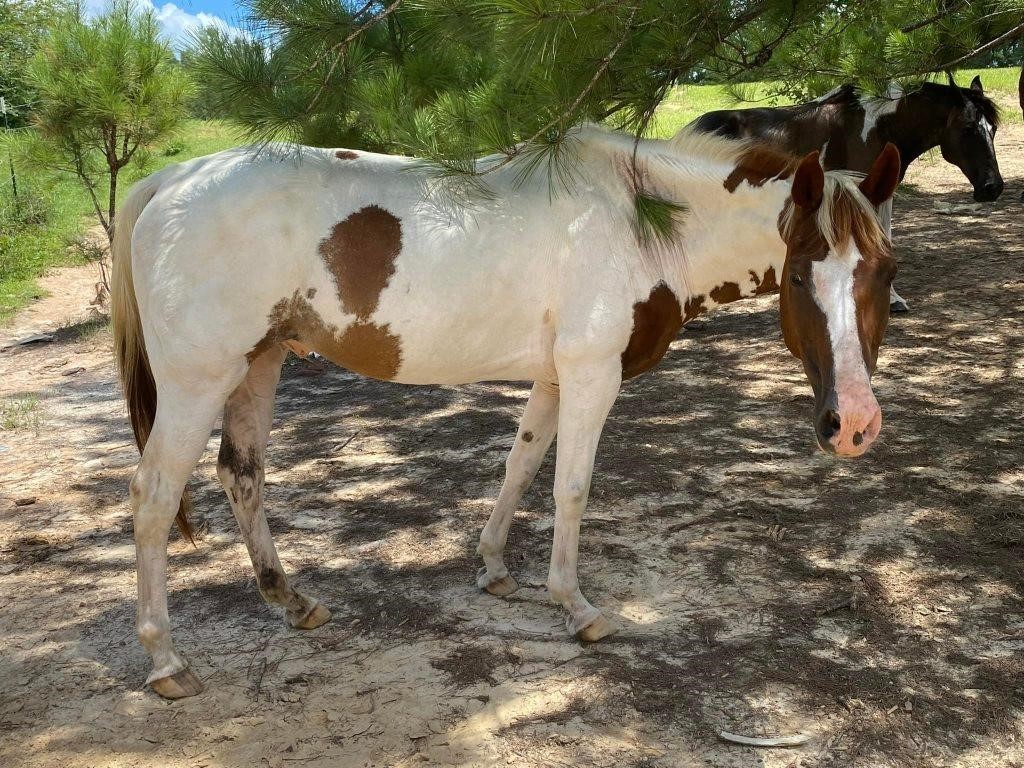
[2,122,1024,768]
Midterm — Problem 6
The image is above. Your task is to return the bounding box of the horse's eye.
[791,273,804,287]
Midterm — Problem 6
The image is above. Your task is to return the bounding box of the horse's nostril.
[820,409,841,440]
[853,431,863,446]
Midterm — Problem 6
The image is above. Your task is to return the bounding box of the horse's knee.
[553,478,588,508]
[129,466,158,507]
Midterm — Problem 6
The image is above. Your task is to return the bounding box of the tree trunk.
[106,168,117,247]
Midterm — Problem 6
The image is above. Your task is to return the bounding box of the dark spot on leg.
[621,283,684,379]
[258,566,287,598]
[522,431,534,443]
[218,433,261,480]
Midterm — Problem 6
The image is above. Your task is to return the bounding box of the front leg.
[547,356,622,642]
[477,380,559,596]
[880,199,908,313]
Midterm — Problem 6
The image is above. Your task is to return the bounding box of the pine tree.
[25,1,192,244]
[189,1,1023,185]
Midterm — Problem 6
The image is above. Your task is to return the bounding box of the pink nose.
[827,402,882,457]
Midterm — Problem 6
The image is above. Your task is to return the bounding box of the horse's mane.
[818,84,863,109]
[618,125,884,256]
[814,80,999,128]
[779,170,887,257]
[918,80,1001,128]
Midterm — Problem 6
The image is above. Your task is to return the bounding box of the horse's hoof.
[571,612,618,643]
[890,300,908,313]
[476,566,519,597]
[289,601,331,630]
[150,667,204,699]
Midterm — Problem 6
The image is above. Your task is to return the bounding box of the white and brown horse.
[111,127,900,698]
[692,76,1004,311]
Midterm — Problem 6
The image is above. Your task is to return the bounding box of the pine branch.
[475,3,640,178]
[303,0,403,116]
[900,1,967,34]
[928,21,1024,71]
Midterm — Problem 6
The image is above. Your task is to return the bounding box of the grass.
[651,66,1023,138]
[0,395,40,431]
[0,119,241,325]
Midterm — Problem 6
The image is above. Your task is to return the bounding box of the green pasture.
[0,120,239,324]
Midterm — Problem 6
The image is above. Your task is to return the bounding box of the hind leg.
[477,381,559,596]
[217,345,329,630]
[133,378,238,699]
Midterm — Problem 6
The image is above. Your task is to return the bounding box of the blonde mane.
[780,171,888,255]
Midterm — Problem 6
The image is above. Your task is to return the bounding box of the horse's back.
[125,144,572,385]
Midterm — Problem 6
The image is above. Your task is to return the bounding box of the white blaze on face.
[980,116,996,152]
[811,247,882,456]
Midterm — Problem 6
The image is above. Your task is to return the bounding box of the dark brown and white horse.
[111,128,900,698]
[691,76,1003,311]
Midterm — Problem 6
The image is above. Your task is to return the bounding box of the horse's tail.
[111,170,194,544]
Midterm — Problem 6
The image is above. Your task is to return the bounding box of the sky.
[83,0,246,49]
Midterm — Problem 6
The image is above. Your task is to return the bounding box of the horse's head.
[937,76,1003,202]
[779,145,900,457]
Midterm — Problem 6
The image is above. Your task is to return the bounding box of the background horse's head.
[935,76,1003,202]
[779,145,900,457]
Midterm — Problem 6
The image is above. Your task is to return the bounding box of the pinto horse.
[111,128,900,698]
[691,76,1003,311]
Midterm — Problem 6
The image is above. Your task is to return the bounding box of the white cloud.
[83,0,246,50]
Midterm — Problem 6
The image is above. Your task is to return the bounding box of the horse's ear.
[792,151,824,212]
[946,71,958,88]
[859,143,901,206]
[970,75,984,93]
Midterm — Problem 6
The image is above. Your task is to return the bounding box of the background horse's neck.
[868,90,949,176]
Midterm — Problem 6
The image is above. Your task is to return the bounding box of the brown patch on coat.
[683,294,706,321]
[335,322,402,379]
[750,267,779,295]
[709,282,742,304]
[319,205,402,320]
[306,287,317,299]
[621,283,684,379]
[247,291,402,381]
[724,146,797,193]
[522,431,534,443]
[335,150,359,160]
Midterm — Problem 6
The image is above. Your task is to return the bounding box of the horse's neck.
[628,147,790,307]
[869,91,947,174]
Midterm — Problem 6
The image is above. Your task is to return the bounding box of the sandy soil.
[1,123,1023,768]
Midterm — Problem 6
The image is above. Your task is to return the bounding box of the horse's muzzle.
[814,392,882,458]
[974,178,1004,202]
